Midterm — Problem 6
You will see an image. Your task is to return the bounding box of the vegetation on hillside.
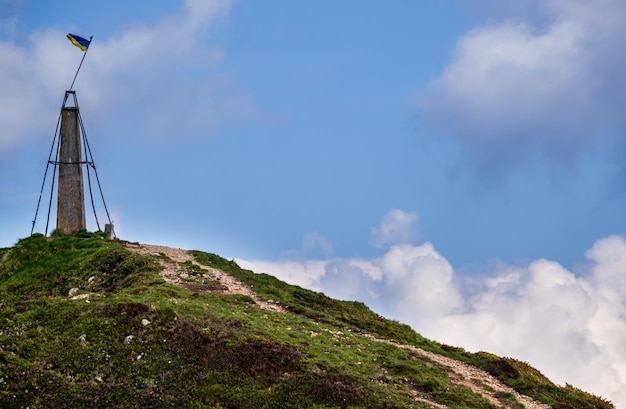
[190,250,614,409]
[0,233,614,408]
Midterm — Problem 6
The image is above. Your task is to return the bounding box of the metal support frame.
[31,90,114,237]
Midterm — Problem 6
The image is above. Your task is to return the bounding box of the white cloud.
[184,0,234,28]
[275,231,334,262]
[417,0,626,174]
[239,222,626,406]
[428,237,626,406]
[0,30,60,154]
[0,0,255,155]
[370,209,418,248]
[375,243,463,322]
[236,258,327,290]
[302,231,333,257]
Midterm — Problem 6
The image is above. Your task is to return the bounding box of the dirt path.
[361,334,550,409]
[419,349,549,409]
[125,243,287,313]
[126,243,548,408]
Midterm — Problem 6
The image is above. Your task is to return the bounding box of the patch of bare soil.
[125,243,287,313]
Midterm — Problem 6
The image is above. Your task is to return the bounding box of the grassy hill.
[0,233,614,408]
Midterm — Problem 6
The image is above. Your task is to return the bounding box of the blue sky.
[2,0,626,405]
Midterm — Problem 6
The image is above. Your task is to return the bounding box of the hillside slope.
[0,233,614,408]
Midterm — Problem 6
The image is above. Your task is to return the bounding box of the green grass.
[0,234,614,408]
[466,353,614,409]
[190,251,435,346]
[190,249,614,409]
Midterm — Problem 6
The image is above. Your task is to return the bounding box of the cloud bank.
[239,209,626,406]
[370,209,418,248]
[0,0,254,155]
[417,0,626,178]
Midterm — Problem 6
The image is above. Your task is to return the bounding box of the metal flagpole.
[68,51,87,92]
[68,35,92,91]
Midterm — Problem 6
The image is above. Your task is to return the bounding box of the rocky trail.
[126,243,550,409]
[126,243,287,313]
[362,333,550,409]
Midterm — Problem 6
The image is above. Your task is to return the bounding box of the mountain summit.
[0,233,613,408]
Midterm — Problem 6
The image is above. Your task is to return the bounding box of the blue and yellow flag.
[67,33,92,52]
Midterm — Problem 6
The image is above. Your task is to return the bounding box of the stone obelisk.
[56,95,86,233]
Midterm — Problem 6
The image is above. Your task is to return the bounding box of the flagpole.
[68,51,87,92]
[67,35,93,92]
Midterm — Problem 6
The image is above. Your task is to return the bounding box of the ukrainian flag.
[67,33,92,52]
